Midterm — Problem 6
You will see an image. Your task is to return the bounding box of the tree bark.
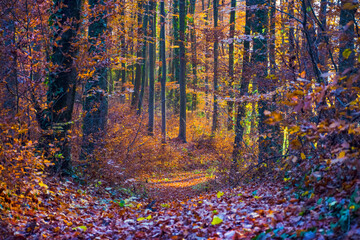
[189,0,198,112]
[132,0,143,108]
[38,0,82,174]
[137,1,149,115]
[227,0,236,130]
[212,0,219,133]
[178,0,187,142]
[148,0,156,135]
[82,0,108,162]
[160,0,167,142]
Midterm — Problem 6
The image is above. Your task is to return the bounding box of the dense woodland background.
[1,0,360,238]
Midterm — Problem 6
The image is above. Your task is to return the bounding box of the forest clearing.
[1,0,360,238]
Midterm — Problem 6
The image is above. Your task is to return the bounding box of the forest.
[0,0,360,238]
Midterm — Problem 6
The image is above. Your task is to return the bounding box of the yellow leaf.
[72,226,87,231]
[137,217,145,221]
[211,216,223,225]
[338,151,346,158]
[217,191,224,198]
[301,153,306,160]
[342,49,352,60]
[39,181,48,189]
[146,215,152,220]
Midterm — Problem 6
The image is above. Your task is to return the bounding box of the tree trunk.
[160,0,167,142]
[189,0,198,112]
[82,0,108,162]
[172,0,180,114]
[132,0,143,108]
[1,12,17,117]
[338,0,357,75]
[148,0,156,135]
[212,0,219,133]
[179,0,187,142]
[252,0,269,163]
[120,0,126,102]
[233,0,251,168]
[137,1,149,115]
[227,0,236,130]
[37,0,82,175]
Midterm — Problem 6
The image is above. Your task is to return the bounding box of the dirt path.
[145,172,215,201]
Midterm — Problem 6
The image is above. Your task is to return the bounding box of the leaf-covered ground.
[2,174,360,239]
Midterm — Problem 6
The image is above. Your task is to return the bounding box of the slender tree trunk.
[269,0,276,75]
[160,0,167,142]
[120,0,126,102]
[189,0,198,111]
[227,0,236,130]
[318,0,327,73]
[252,0,269,163]
[204,0,211,119]
[288,0,296,81]
[148,0,156,135]
[173,0,180,114]
[137,1,149,115]
[179,0,187,142]
[233,0,251,166]
[1,13,17,117]
[212,0,219,133]
[82,0,108,162]
[132,0,143,108]
[338,0,357,75]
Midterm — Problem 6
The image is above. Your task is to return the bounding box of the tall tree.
[1,7,17,117]
[233,0,251,170]
[172,0,180,113]
[132,0,143,107]
[212,0,219,133]
[137,1,149,115]
[189,0,198,111]
[227,0,236,130]
[120,0,126,102]
[179,0,186,142]
[160,0,167,142]
[253,0,270,163]
[82,0,108,160]
[338,0,357,75]
[36,0,82,174]
[148,0,156,135]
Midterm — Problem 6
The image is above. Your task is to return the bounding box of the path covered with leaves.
[2,175,360,240]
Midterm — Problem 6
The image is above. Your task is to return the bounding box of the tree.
[189,0,198,111]
[132,0,143,107]
[252,0,271,163]
[82,0,109,161]
[227,0,236,130]
[148,0,156,135]
[160,0,167,142]
[171,0,180,114]
[233,0,251,173]
[120,0,127,102]
[1,6,17,118]
[338,0,357,76]
[37,0,82,174]
[178,0,186,142]
[137,1,149,115]
[211,0,219,133]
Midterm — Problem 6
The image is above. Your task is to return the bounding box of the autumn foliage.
[1,0,360,238]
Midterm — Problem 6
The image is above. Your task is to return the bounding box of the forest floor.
[2,170,360,239]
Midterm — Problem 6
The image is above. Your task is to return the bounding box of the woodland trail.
[4,177,360,239]
[145,171,216,201]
